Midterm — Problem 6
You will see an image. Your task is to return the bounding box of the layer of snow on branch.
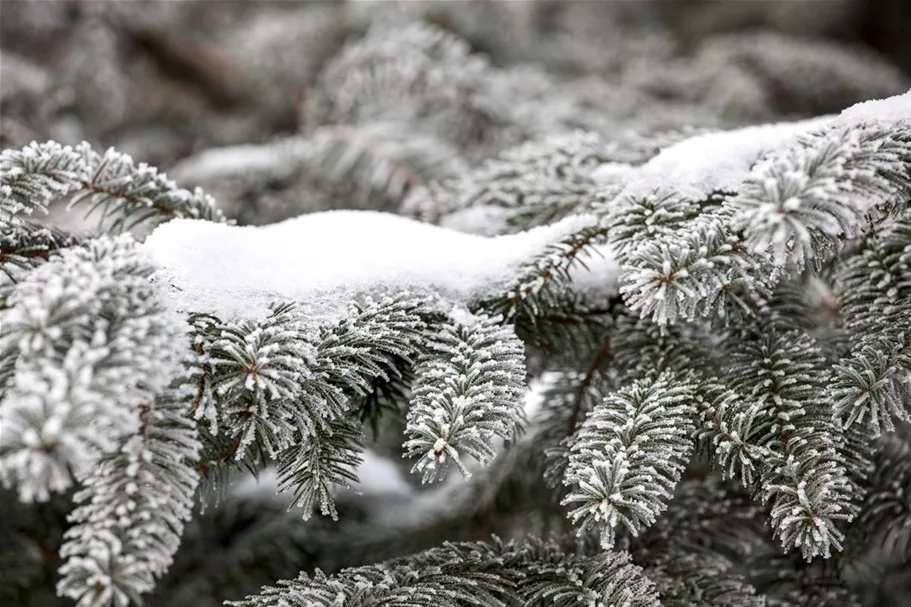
[839,89,911,123]
[599,117,831,199]
[596,91,910,200]
[143,210,612,321]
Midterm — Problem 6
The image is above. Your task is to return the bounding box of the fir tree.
[2,4,911,607]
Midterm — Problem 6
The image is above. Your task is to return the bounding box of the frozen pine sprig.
[404,311,526,483]
[229,536,661,607]
[726,329,854,559]
[618,116,911,327]
[0,235,186,502]
[604,189,705,264]
[0,141,86,219]
[192,303,324,459]
[831,213,911,435]
[832,333,911,435]
[731,121,911,269]
[57,382,201,607]
[562,372,698,549]
[191,294,429,519]
[406,131,618,232]
[620,211,771,325]
[488,217,609,325]
[0,217,82,306]
[0,141,226,232]
[276,416,363,521]
[275,294,429,518]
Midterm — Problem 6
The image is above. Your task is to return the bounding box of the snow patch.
[839,89,911,123]
[143,210,615,322]
[620,117,830,199]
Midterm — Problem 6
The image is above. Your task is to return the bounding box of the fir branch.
[193,295,429,519]
[621,210,771,326]
[57,385,201,607]
[228,536,661,607]
[406,131,616,231]
[0,218,81,286]
[276,416,364,521]
[726,329,854,559]
[731,121,911,268]
[604,189,711,264]
[273,294,428,518]
[833,212,911,435]
[834,333,911,435]
[562,372,698,549]
[0,236,186,502]
[192,303,325,460]
[484,218,609,330]
[404,311,526,482]
[0,141,226,232]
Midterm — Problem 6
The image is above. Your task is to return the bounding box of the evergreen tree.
[2,3,911,607]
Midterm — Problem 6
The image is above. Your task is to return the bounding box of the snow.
[143,210,616,322]
[144,93,910,325]
[602,91,910,203]
[616,117,830,199]
[839,89,911,123]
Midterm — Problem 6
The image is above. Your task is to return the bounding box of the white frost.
[143,210,613,321]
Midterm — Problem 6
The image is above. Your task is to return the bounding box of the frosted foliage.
[731,121,911,268]
[615,117,829,200]
[562,373,697,549]
[195,303,324,459]
[0,236,186,502]
[0,141,225,231]
[831,213,911,435]
[727,332,854,560]
[171,124,467,225]
[228,537,662,607]
[405,130,619,233]
[57,388,201,607]
[275,295,428,519]
[613,93,911,326]
[0,141,86,218]
[405,312,526,483]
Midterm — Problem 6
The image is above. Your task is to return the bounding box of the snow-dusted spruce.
[191,294,431,520]
[3,88,911,607]
[228,536,661,607]
[404,311,526,482]
[276,295,430,519]
[0,236,186,502]
[562,373,697,550]
[57,380,201,607]
[0,141,225,230]
[617,111,911,326]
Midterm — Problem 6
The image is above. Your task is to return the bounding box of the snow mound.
[615,117,830,199]
[143,210,615,322]
[839,89,911,123]
[611,91,910,201]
